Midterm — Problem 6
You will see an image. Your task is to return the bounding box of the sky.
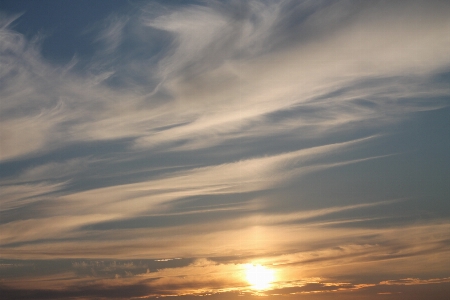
[0,0,450,299]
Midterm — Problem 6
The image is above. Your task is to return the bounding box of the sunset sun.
[244,264,275,290]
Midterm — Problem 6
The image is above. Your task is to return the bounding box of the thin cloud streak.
[1,1,450,299]
[0,136,384,251]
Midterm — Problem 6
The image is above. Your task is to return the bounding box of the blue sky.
[1,1,450,299]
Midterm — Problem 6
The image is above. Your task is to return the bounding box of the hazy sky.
[1,0,450,299]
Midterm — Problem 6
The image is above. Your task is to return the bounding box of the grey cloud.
[0,283,158,300]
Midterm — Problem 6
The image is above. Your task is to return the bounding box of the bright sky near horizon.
[1,1,450,299]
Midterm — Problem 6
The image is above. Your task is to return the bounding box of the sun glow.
[244,264,275,290]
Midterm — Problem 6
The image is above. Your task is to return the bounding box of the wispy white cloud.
[1,2,450,298]
[1,0,450,253]
[0,182,65,211]
[94,14,129,54]
[2,0,449,161]
[11,157,92,183]
[0,135,381,251]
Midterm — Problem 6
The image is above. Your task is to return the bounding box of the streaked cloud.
[1,0,449,299]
